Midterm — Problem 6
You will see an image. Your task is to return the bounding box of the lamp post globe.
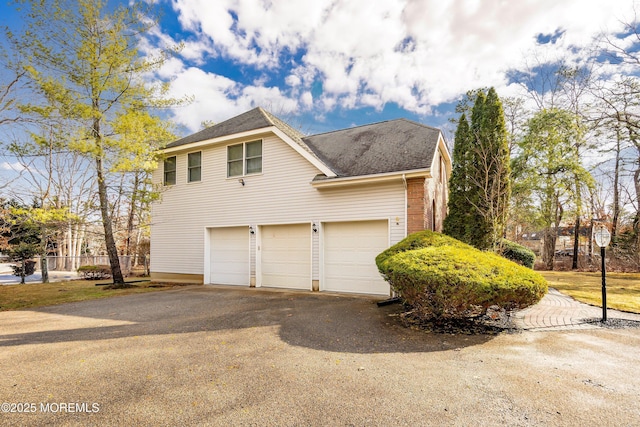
[594,227,611,248]
[594,226,611,322]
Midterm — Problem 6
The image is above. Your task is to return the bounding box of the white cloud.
[0,161,25,172]
[301,91,313,108]
[166,67,241,131]
[164,66,301,132]
[160,0,638,128]
[285,74,301,87]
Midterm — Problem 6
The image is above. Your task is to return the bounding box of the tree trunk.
[96,156,125,285]
[20,259,26,284]
[634,166,640,266]
[611,127,622,241]
[125,173,140,257]
[76,223,85,267]
[65,223,73,271]
[544,196,564,271]
[40,228,49,284]
[542,228,556,270]
[572,215,580,270]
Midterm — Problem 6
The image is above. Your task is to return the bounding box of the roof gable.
[302,119,442,177]
[167,107,306,149]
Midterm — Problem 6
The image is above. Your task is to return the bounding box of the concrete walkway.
[514,288,640,331]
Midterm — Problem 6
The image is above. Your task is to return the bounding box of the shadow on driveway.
[0,285,495,353]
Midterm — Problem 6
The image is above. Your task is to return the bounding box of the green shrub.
[376,231,547,320]
[376,230,472,261]
[77,265,112,280]
[497,239,535,269]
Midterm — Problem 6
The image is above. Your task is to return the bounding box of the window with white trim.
[188,151,202,182]
[164,156,176,185]
[227,140,262,177]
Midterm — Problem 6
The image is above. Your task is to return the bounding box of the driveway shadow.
[0,286,495,353]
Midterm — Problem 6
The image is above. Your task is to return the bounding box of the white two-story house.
[151,107,450,296]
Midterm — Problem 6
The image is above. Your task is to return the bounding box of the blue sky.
[1,0,639,138]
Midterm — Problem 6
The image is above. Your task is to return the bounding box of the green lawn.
[540,271,640,313]
[0,278,181,311]
[3,272,638,314]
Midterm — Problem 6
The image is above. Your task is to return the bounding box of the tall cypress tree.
[466,91,490,248]
[443,113,471,240]
[444,88,511,250]
[482,88,511,248]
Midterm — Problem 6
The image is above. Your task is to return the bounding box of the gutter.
[311,168,431,189]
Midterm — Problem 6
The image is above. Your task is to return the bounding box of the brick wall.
[406,177,426,234]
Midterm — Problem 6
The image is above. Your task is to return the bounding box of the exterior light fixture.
[312,222,318,233]
[249,225,255,235]
[239,178,245,186]
[594,226,611,321]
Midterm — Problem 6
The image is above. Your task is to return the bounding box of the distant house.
[150,107,451,295]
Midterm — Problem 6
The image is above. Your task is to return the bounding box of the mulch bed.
[397,309,518,335]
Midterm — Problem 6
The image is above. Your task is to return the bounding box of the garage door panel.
[210,227,250,286]
[261,224,311,289]
[323,221,390,295]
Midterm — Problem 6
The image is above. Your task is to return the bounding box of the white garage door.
[209,227,250,286]
[323,220,390,295]
[261,224,311,289]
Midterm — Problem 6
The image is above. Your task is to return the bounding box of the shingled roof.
[166,107,307,150]
[302,119,441,177]
[166,108,443,178]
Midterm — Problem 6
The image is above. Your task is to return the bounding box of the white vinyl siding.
[151,134,406,276]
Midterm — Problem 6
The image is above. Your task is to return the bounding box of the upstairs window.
[227,140,262,177]
[188,152,202,182]
[227,144,244,177]
[164,156,176,185]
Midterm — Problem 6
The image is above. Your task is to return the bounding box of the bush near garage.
[77,265,112,280]
[376,231,547,320]
[497,239,535,269]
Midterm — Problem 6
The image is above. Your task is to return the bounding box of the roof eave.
[431,133,452,178]
[161,126,336,178]
[162,127,274,153]
[311,168,432,189]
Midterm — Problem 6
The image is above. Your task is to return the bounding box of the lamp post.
[594,226,611,322]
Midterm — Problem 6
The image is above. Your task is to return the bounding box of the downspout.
[402,174,408,237]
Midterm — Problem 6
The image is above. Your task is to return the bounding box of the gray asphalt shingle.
[303,119,441,177]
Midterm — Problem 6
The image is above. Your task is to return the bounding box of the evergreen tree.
[443,114,471,239]
[444,88,511,250]
[518,108,593,270]
[1,201,41,284]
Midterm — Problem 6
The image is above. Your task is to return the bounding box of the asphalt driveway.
[1,285,640,426]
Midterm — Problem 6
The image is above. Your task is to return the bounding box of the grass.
[0,278,183,311]
[540,271,640,313]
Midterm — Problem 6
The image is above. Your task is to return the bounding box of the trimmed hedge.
[77,265,112,280]
[376,231,547,320]
[498,239,535,269]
